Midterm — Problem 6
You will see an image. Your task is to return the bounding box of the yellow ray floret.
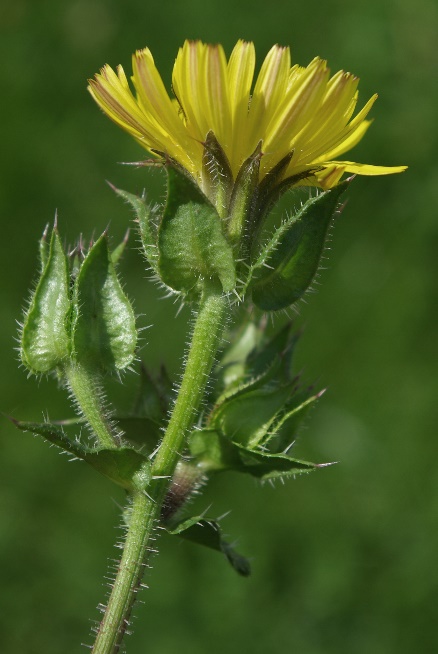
[88,40,406,190]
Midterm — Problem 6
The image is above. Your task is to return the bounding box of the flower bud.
[21,226,71,374]
[71,234,137,372]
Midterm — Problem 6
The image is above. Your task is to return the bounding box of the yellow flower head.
[89,40,406,193]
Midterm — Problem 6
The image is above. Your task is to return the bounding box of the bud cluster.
[20,226,137,377]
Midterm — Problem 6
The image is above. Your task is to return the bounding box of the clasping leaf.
[249,181,348,311]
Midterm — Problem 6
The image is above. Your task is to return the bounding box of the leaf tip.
[3,413,20,427]
[105,179,118,193]
[42,223,50,240]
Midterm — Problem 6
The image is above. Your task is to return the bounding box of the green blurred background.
[1,0,437,652]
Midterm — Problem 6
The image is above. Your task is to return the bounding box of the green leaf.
[112,186,159,273]
[166,515,251,576]
[189,429,242,472]
[158,166,236,295]
[84,447,151,491]
[72,234,137,372]
[265,390,322,452]
[250,181,348,311]
[211,321,319,449]
[162,160,206,214]
[246,322,298,382]
[235,444,318,480]
[255,160,322,234]
[13,419,151,491]
[217,320,263,390]
[213,348,281,409]
[11,418,87,457]
[188,429,318,480]
[209,383,296,448]
[21,227,71,374]
[215,320,298,399]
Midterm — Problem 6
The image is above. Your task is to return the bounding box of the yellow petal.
[132,49,187,145]
[321,119,372,160]
[247,45,291,148]
[227,40,255,172]
[334,161,408,175]
[172,41,210,142]
[200,44,232,150]
[88,66,160,146]
[301,93,378,164]
[132,48,200,172]
[315,165,346,189]
[295,72,359,154]
[90,40,407,195]
[263,58,330,169]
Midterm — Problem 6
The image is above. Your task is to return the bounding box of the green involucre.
[158,166,236,296]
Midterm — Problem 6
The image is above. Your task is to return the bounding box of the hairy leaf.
[166,515,251,576]
[250,181,348,310]
[13,420,151,491]
[189,429,319,480]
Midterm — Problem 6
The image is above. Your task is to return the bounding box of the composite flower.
[89,40,406,194]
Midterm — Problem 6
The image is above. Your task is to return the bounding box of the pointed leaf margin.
[166,514,251,576]
[12,419,151,491]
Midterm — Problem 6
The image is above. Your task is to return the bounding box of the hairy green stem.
[152,289,228,477]
[91,287,229,654]
[92,490,158,654]
[65,362,120,449]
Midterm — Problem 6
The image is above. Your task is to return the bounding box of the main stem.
[91,287,229,654]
